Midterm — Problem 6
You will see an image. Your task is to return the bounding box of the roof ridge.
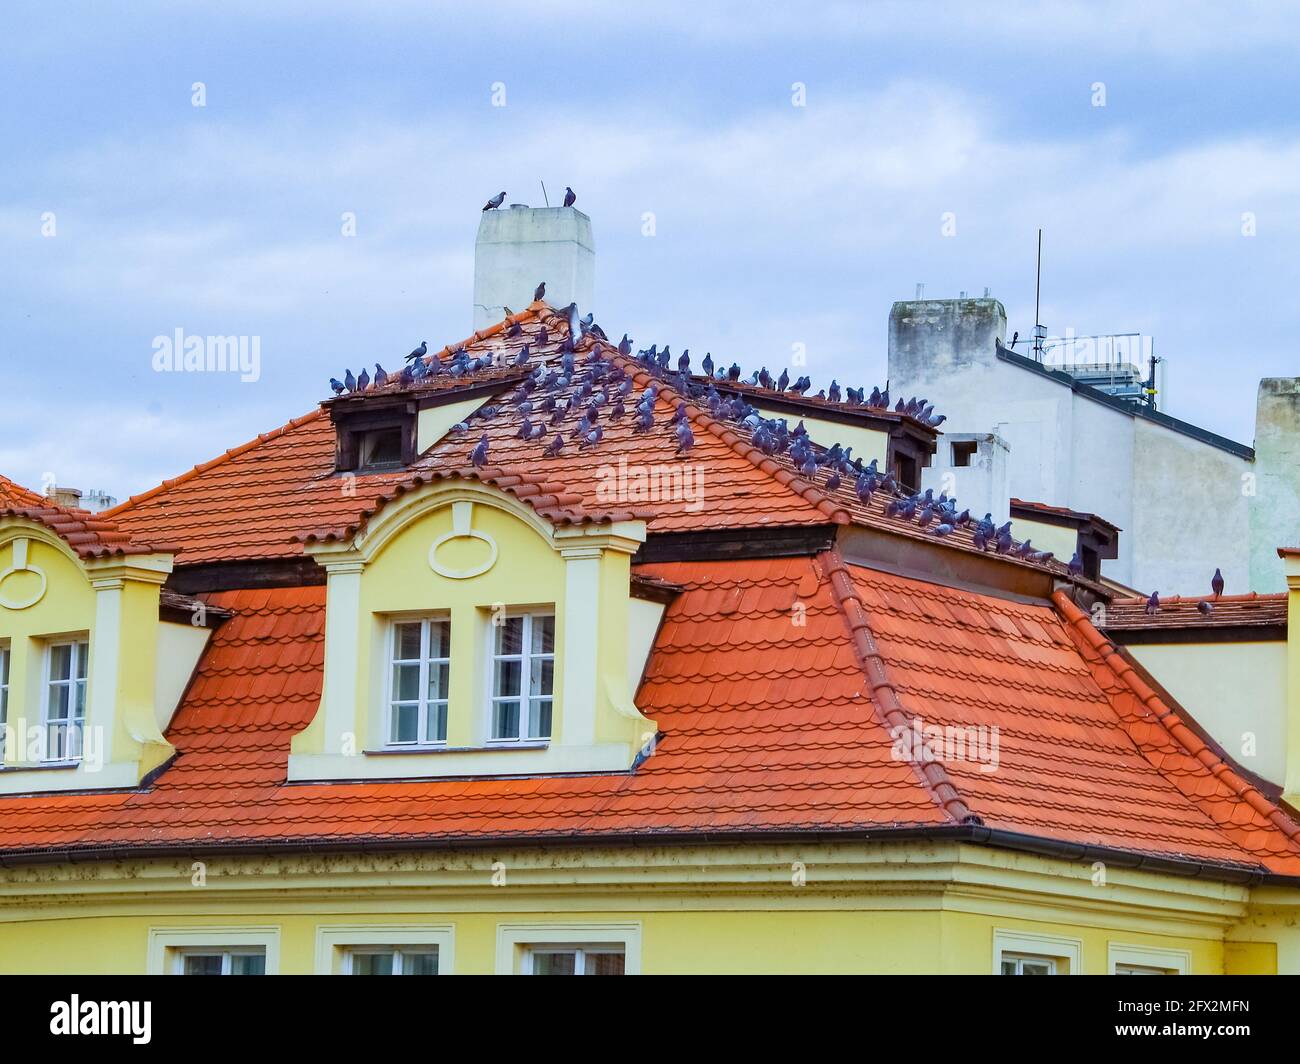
[1110,591,1284,605]
[104,409,326,518]
[612,354,852,526]
[819,547,981,826]
[410,301,552,370]
[1052,589,1300,851]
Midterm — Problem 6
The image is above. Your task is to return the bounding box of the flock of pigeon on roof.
[315,191,1105,577]
[1144,569,1227,617]
[322,302,1093,575]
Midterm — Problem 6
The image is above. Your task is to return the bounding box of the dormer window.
[490,613,555,743]
[44,638,88,761]
[359,427,404,470]
[331,398,418,474]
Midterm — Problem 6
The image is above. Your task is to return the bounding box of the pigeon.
[702,353,714,377]
[406,341,428,363]
[1197,599,1214,616]
[1145,591,1160,616]
[373,363,388,388]
[344,369,357,393]
[678,350,691,374]
[777,369,789,392]
[544,434,564,457]
[932,523,954,537]
[567,303,583,343]
[513,343,531,367]
[675,422,694,453]
[482,191,506,211]
[563,186,576,207]
[1067,551,1084,577]
[1211,568,1225,599]
[533,281,546,302]
[469,434,489,467]
[329,377,345,395]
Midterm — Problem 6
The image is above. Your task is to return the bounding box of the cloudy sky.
[3,1,1297,500]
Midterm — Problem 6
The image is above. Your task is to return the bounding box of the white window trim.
[487,611,556,745]
[1108,943,1189,975]
[993,929,1082,975]
[0,642,10,759]
[148,926,281,975]
[495,921,641,975]
[522,944,627,975]
[315,924,455,975]
[42,637,89,763]
[385,617,451,748]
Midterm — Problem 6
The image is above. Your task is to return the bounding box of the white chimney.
[473,204,595,329]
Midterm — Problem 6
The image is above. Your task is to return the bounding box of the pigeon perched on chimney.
[562,186,576,207]
[406,341,427,363]
[483,191,506,211]
[1211,567,1225,598]
[1145,591,1160,615]
[533,281,546,302]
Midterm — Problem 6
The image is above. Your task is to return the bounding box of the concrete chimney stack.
[473,204,595,329]
[1250,378,1300,590]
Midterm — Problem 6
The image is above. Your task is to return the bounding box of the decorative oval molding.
[0,537,47,610]
[428,529,498,580]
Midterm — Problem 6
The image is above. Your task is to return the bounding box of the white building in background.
[889,297,1300,595]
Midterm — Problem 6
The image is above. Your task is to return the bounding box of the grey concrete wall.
[888,299,1007,383]
[923,432,1011,525]
[473,205,594,328]
[1251,378,1300,591]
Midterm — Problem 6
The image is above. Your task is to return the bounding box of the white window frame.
[487,611,555,744]
[315,924,454,975]
[522,944,627,976]
[496,922,640,975]
[341,947,440,975]
[174,947,268,976]
[385,616,451,748]
[42,637,88,762]
[1108,943,1189,975]
[993,929,1081,975]
[147,926,281,975]
[1000,952,1057,975]
[0,641,10,760]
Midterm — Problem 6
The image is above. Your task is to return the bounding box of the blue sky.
[3,1,1298,499]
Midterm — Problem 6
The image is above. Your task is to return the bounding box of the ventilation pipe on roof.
[473,204,595,329]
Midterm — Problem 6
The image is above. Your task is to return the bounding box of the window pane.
[426,702,447,744]
[429,620,450,659]
[496,616,524,655]
[494,659,521,698]
[230,953,266,976]
[402,951,439,976]
[530,658,554,698]
[528,699,552,740]
[395,623,422,661]
[182,954,223,976]
[583,951,626,976]
[350,952,395,976]
[493,700,520,740]
[391,703,418,744]
[393,662,420,702]
[428,662,449,702]
[73,681,86,719]
[1000,959,1016,975]
[47,683,70,721]
[50,644,72,682]
[1021,961,1052,975]
[531,950,576,975]
[531,615,555,655]
[74,641,88,680]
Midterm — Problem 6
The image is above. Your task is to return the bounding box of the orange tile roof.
[0,504,175,559]
[0,474,43,508]
[1103,592,1287,632]
[1,554,1297,877]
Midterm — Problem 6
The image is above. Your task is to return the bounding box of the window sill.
[0,759,81,773]
[364,742,550,756]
